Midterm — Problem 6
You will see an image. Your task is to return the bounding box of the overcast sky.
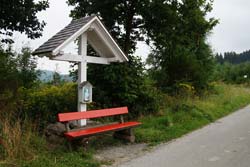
[13,0,250,74]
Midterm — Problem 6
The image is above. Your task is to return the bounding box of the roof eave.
[32,15,128,62]
[51,16,97,56]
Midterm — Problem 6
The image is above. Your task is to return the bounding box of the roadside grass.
[1,83,250,166]
[135,83,250,144]
[0,135,100,167]
[18,147,99,167]
[0,112,99,167]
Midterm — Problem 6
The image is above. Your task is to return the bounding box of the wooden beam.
[78,33,88,126]
[52,53,118,64]
[52,53,83,62]
[95,19,128,62]
[85,56,110,64]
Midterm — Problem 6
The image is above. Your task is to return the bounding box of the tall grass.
[0,111,37,164]
[0,109,99,167]
[135,83,250,143]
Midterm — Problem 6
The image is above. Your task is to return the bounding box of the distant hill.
[38,70,73,82]
[215,50,250,64]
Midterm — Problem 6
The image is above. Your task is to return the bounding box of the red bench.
[58,107,141,148]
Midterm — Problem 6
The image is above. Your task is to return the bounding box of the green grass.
[19,149,99,167]
[0,135,100,167]
[2,83,250,166]
[135,83,250,144]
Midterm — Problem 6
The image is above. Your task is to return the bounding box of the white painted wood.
[85,56,110,64]
[87,22,126,62]
[91,23,119,60]
[52,53,83,62]
[52,53,118,64]
[78,33,88,126]
[52,17,96,56]
[51,16,128,62]
[44,16,130,127]
[95,19,128,61]
[87,30,112,58]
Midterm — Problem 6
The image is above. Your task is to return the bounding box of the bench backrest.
[58,107,128,122]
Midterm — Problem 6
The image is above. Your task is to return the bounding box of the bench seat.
[65,121,141,140]
[58,107,141,147]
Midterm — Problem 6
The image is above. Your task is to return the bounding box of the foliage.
[0,46,39,109]
[144,0,218,92]
[135,83,250,143]
[51,71,62,85]
[71,56,162,117]
[0,110,99,167]
[19,149,100,167]
[17,47,39,88]
[0,46,18,105]
[67,0,146,55]
[0,113,37,161]
[2,82,250,165]
[67,0,161,116]
[215,50,250,64]
[18,83,77,129]
[213,62,250,84]
[0,0,49,43]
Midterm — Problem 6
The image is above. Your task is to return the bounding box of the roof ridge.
[71,15,96,23]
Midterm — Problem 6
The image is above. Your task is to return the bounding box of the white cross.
[52,33,117,126]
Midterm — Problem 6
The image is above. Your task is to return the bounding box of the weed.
[135,83,250,144]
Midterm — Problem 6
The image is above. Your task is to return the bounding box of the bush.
[17,79,161,128]
[18,83,77,129]
[213,62,250,84]
[85,56,162,117]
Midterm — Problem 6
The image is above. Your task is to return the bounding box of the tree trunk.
[123,1,136,55]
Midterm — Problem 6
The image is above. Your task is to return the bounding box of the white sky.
[12,0,250,74]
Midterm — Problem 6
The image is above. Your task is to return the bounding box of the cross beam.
[52,53,118,64]
[52,33,119,127]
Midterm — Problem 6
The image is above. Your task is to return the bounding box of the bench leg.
[113,129,135,143]
[68,141,72,151]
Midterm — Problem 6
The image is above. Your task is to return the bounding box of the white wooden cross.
[53,33,114,126]
[33,16,128,127]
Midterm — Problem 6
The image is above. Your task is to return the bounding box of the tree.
[144,0,218,91]
[67,0,146,55]
[215,53,223,64]
[0,46,39,108]
[17,47,39,88]
[52,72,61,85]
[0,46,18,100]
[216,50,250,64]
[67,0,160,116]
[0,0,49,43]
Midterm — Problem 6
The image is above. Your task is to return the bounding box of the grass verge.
[135,83,250,144]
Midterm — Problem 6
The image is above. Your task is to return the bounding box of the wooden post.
[65,122,72,151]
[78,33,87,126]
[113,129,135,143]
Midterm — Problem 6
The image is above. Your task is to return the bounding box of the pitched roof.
[32,15,128,62]
[33,15,95,55]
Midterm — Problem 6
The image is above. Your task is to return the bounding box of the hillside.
[38,70,73,82]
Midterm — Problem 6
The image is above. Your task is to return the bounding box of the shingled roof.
[32,15,128,62]
[33,15,95,55]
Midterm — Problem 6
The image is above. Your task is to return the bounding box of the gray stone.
[45,122,66,144]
